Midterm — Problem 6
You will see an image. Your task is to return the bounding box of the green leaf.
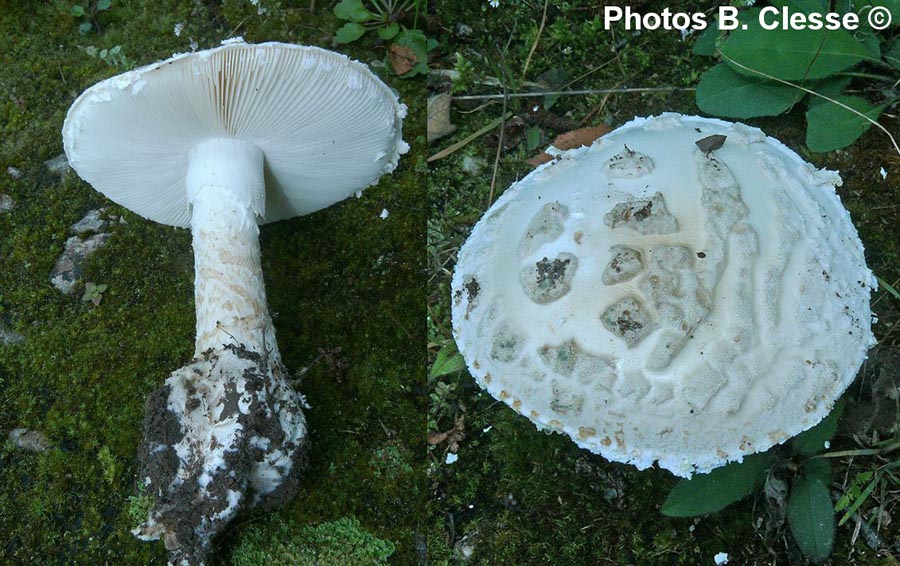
[837,473,878,526]
[792,399,844,455]
[526,126,542,152]
[853,0,900,27]
[333,0,374,23]
[721,22,870,80]
[696,63,804,119]
[392,29,428,78]
[835,471,874,511]
[802,458,832,486]
[429,342,466,379]
[71,5,86,16]
[96,0,111,10]
[692,19,720,57]
[855,30,882,60]
[806,95,884,152]
[661,453,775,517]
[808,76,853,107]
[771,0,829,13]
[377,23,400,40]
[885,39,900,69]
[79,21,93,34]
[787,476,835,561]
[335,22,367,44]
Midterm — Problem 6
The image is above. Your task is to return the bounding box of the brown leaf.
[427,430,448,445]
[427,416,466,451]
[695,134,727,154]
[388,44,417,76]
[527,125,613,167]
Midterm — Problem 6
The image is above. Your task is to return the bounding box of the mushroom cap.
[62,38,408,228]
[451,113,875,478]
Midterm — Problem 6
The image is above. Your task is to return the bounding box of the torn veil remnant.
[451,113,875,478]
[62,38,407,565]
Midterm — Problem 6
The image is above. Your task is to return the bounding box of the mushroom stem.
[133,138,308,564]
[186,137,277,358]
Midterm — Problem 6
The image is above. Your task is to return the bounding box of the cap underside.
[63,41,407,227]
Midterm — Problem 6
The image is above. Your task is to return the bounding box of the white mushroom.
[63,38,407,565]
[451,113,874,478]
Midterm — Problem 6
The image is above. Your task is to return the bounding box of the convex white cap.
[62,38,408,228]
[452,113,875,478]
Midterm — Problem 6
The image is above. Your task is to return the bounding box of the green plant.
[332,0,433,77]
[369,443,414,480]
[71,0,112,35]
[81,282,108,305]
[97,445,119,485]
[693,1,899,152]
[79,45,131,68]
[661,401,845,561]
[333,0,422,43]
[125,481,153,528]
[231,516,395,566]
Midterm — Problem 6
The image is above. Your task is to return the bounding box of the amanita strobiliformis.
[451,113,874,478]
[63,38,407,564]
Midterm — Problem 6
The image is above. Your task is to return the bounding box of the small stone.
[0,194,14,212]
[8,428,51,453]
[44,153,72,176]
[51,233,111,294]
[427,93,456,143]
[461,156,487,176]
[454,533,477,561]
[71,209,108,234]
[6,166,22,179]
[455,23,473,36]
[0,326,25,345]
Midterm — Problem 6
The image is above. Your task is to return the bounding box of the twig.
[580,80,623,126]
[452,86,695,101]
[521,0,549,82]
[430,69,544,90]
[875,276,900,303]
[488,81,509,207]
[426,112,513,163]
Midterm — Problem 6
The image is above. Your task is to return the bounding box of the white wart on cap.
[451,113,875,478]
[62,37,408,228]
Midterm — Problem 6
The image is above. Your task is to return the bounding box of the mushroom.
[451,113,874,478]
[62,38,407,564]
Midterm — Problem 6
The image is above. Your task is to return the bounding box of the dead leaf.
[527,125,612,166]
[427,430,448,445]
[695,134,727,154]
[427,93,456,144]
[388,44,417,76]
[427,416,466,451]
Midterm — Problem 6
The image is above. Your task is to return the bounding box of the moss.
[0,1,423,564]
[428,0,899,564]
[230,515,395,566]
